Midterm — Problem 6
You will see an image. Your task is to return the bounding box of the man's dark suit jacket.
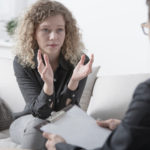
[55,79,150,150]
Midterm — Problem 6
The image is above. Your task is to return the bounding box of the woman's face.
[35,15,66,57]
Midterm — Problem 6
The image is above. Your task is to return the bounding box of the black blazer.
[55,79,150,150]
[13,53,89,119]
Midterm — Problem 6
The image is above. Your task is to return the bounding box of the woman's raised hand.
[72,54,94,81]
[37,50,54,95]
[68,54,94,91]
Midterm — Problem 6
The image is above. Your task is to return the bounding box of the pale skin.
[36,15,94,104]
[37,50,94,95]
[43,119,121,150]
[43,132,66,150]
[96,119,121,130]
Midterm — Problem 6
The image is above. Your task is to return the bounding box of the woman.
[10,0,93,149]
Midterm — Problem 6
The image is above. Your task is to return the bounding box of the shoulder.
[134,78,150,93]
[13,56,22,69]
[13,56,29,76]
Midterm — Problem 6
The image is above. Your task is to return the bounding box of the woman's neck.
[48,54,59,72]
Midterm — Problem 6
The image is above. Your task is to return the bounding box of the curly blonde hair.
[14,0,85,68]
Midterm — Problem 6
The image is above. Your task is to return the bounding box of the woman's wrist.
[68,78,79,91]
[43,83,54,95]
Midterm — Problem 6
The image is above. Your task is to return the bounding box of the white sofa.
[0,56,150,149]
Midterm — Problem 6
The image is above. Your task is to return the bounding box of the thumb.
[79,54,85,65]
[43,132,52,140]
[96,120,109,128]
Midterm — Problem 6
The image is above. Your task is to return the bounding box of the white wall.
[0,0,150,75]
[58,0,150,75]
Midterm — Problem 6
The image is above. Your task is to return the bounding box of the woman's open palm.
[37,50,54,85]
[72,54,94,81]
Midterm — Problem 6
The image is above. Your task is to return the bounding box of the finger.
[44,54,50,67]
[38,61,44,73]
[79,54,85,65]
[42,64,51,77]
[96,120,110,128]
[45,140,51,150]
[84,54,94,74]
[90,54,94,64]
[37,50,44,71]
[42,54,53,75]
[88,54,94,68]
[89,54,94,72]
[43,132,52,140]
[37,50,42,63]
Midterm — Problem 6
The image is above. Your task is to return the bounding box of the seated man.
[43,0,150,149]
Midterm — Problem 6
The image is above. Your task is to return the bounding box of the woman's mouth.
[47,44,58,48]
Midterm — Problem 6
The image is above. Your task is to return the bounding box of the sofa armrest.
[0,58,25,113]
[87,73,150,120]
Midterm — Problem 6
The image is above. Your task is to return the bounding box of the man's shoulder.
[138,78,150,87]
[133,78,150,98]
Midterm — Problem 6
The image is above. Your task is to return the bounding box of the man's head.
[141,1,150,36]
[147,0,150,20]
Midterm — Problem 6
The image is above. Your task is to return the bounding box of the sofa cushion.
[0,97,13,131]
[0,57,25,113]
[0,137,22,149]
[0,129,9,139]
[87,73,150,120]
[79,66,100,111]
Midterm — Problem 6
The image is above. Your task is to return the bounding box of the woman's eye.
[57,28,64,32]
[42,28,49,32]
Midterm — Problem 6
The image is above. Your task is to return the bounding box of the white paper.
[40,105,111,149]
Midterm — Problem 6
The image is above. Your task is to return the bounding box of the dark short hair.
[147,0,150,20]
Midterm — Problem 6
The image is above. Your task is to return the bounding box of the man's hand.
[97,119,121,130]
[43,132,66,150]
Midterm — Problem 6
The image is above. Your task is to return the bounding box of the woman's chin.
[43,48,61,56]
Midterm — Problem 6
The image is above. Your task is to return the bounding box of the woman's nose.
[49,31,57,40]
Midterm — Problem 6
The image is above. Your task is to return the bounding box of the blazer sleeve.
[56,79,150,150]
[13,57,54,119]
[55,143,101,150]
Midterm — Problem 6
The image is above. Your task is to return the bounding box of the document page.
[40,105,111,149]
